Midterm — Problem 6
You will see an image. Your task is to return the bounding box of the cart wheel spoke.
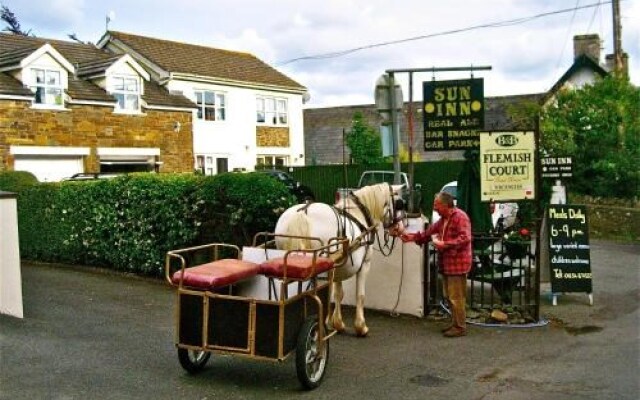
[296,316,329,390]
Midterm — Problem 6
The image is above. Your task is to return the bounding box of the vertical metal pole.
[389,72,401,185]
[533,118,542,321]
[408,72,415,213]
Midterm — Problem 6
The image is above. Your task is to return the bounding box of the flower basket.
[504,241,528,259]
[502,228,531,259]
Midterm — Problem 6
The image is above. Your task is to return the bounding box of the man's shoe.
[443,328,467,338]
[440,325,453,333]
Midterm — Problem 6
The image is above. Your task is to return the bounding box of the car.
[431,181,519,231]
[258,170,315,203]
[62,173,120,181]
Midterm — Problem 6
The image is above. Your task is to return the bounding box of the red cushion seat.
[259,255,335,280]
[171,259,259,290]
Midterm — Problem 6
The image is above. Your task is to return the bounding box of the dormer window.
[111,75,140,112]
[32,68,63,106]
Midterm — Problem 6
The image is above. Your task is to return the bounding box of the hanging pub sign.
[422,78,484,151]
[479,131,536,202]
[547,205,592,295]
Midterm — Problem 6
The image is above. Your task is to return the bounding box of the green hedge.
[16,172,295,276]
[0,170,38,193]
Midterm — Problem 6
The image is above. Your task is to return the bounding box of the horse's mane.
[347,183,390,224]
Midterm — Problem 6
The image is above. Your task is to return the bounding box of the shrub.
[0,170,38,193]
[17,172,296,277]
[196,172,296,245]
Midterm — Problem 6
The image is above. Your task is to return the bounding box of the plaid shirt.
[413,208,472,275]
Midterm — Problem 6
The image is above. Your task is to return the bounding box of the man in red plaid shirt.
[398,191,472,337]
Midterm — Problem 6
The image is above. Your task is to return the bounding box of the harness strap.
[333,206,375,245]
[348,191,374,228]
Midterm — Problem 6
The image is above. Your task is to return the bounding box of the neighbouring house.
[0,33,196,182]
[1,30,308,181]
[98,31,308,174]
[304,34,618,165]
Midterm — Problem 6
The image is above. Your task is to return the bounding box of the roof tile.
[107,31,305,90]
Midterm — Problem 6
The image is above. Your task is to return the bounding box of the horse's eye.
[394,199,405,211]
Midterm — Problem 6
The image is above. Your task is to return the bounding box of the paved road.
[1,240,638,399]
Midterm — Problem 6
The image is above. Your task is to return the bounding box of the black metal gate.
[423,233,539,322]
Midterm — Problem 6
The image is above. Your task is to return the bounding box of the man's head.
[433,192,455,218]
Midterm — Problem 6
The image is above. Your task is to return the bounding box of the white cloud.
[2,0,637,107]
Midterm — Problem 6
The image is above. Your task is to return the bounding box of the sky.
[2,0,639,108]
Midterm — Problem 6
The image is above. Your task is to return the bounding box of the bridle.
[382,183,405,229]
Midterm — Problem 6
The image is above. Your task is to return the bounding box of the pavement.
[1,240,638,400]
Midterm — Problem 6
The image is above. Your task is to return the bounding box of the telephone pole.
[612,0,624,74]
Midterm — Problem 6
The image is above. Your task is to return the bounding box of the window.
[111,76,140,112]
[195,90,226,121]
[256,155,287,168]
[256,96,287,125]
[195,155,227,175]
[31,68,63,106]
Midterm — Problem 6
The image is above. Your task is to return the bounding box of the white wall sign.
[480,131,536,202]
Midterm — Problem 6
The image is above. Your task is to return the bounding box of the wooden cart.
[165,234,347,389]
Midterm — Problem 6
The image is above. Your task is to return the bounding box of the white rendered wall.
[0,194,23,319]
[167,80,305,172]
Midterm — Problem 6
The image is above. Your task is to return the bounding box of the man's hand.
[432,237,446,250]
[400,233,417,243]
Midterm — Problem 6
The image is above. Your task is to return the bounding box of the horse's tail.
[279,210,314,250]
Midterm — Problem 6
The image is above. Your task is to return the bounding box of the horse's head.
[383,183,406,230]
[353,183,406,230]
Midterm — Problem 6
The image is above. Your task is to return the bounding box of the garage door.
[14,156,83,182]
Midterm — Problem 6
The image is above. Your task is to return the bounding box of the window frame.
[256,155,288,168]
[256,95,288,126]
[194,89,226,122]
[110,74,141,113]
[30,68,64,108]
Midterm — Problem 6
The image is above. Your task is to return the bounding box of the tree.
[345,112,385,164]
[541,76,640,199]
[1,5,31,36]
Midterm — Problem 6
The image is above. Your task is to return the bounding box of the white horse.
[274,183,404,337]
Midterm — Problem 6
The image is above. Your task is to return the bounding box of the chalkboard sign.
[547,205,592,293]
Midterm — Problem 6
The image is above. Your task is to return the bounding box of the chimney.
[573,34,601,62]
[605,53,629,77]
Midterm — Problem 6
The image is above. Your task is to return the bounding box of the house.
[0,33,196,182]
[542,34,614,105]
[304,34,617,165]
[98,31,308,174]
[1,30,308,181]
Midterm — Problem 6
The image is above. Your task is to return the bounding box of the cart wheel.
[177,348,211,374]
[296,316,329,390]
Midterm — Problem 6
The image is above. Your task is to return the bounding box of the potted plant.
[502,228,531,259]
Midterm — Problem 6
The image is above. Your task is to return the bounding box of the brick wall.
[0,100,193,173]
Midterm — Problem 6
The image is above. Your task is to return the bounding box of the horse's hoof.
[333,320,346,333]
[355,325,369,337]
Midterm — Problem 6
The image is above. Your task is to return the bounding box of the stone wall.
[256,126,289,147]
[0,100,193,173]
